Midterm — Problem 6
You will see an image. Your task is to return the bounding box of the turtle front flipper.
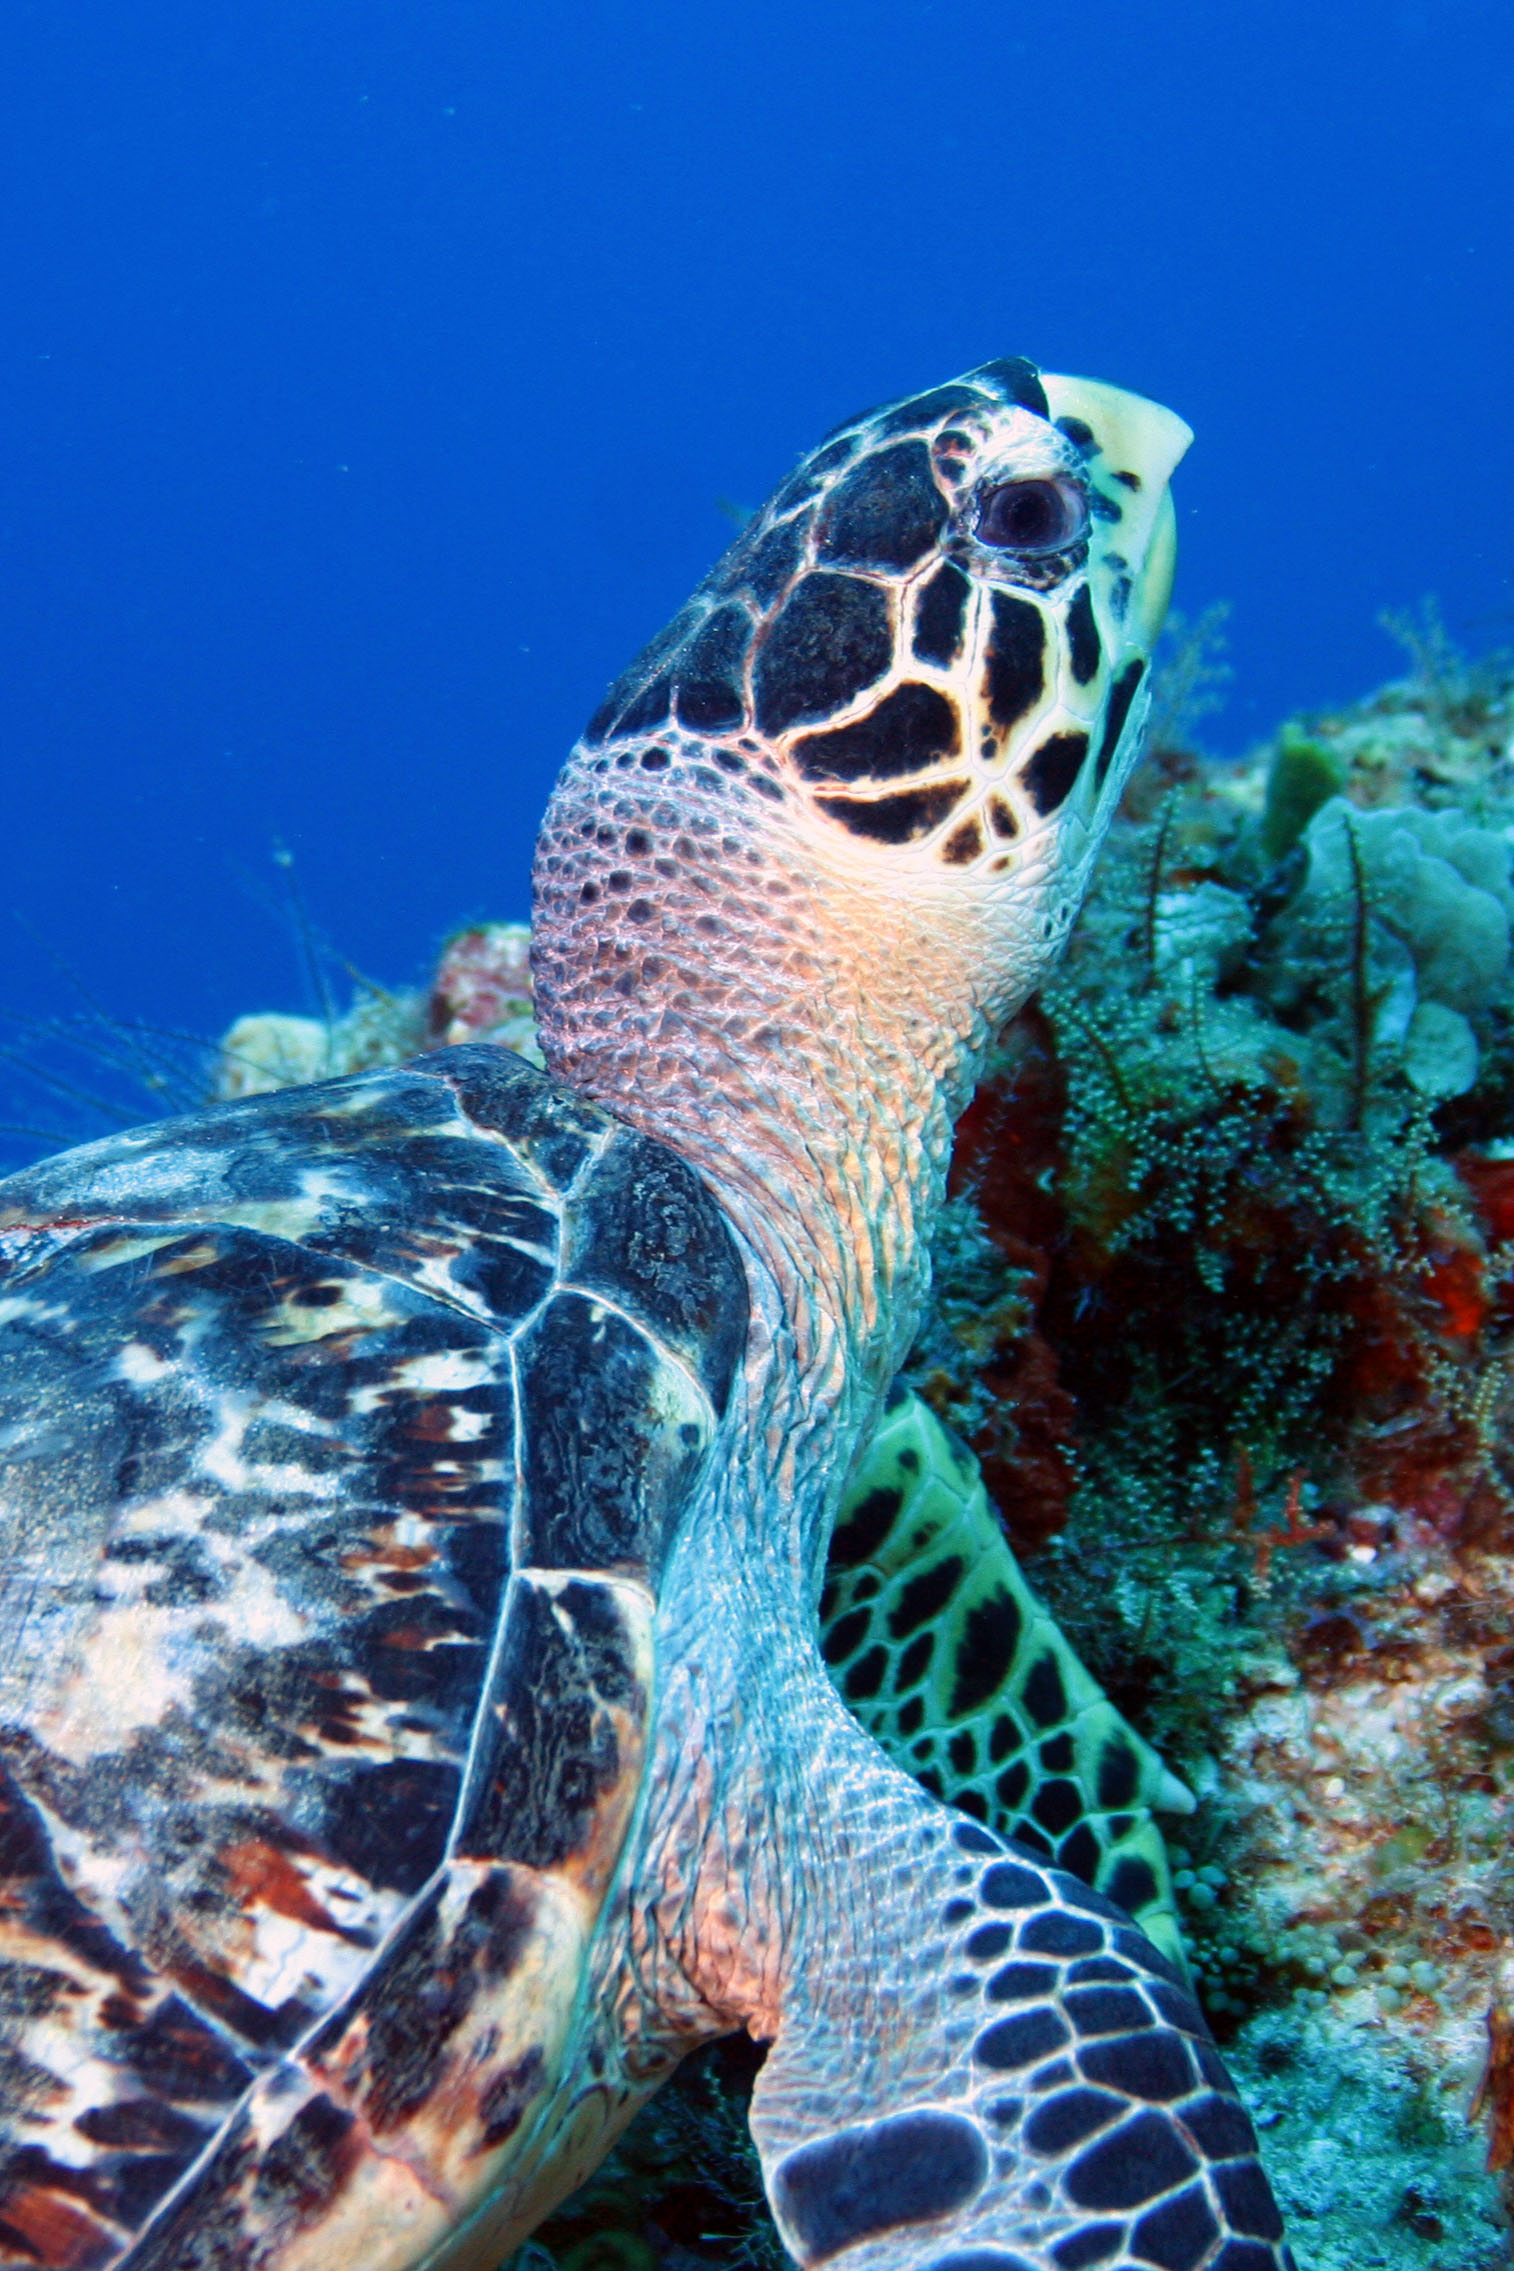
[822,1387,1194,1974]
[745,1720,1292,2271]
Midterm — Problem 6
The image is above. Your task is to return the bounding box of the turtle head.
[538,359,1189,1059]
[534,362,1189,1296]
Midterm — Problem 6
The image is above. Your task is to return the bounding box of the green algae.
[1261,726,1347,861]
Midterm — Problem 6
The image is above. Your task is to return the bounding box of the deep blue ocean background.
[2,0,1511,1158]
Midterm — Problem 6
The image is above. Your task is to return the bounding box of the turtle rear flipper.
[823,1389,1193,1974]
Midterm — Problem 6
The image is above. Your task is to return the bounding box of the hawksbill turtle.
[0,359,1293,2271]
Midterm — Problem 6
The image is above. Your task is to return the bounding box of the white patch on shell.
[36,1525,312,1764]
[0,1947,170,2173]
[232,1867,399,2012]
[115,1339,172,1385]
[0,1288,78,1333]
[261,1268,412,1347]
[200,1532,318,1644]
[195,1393,342,1506]
[350,1348,501,1431]
[70,1229,186,1272]
[115,1486,213,1537]
[392,1231,554,1323]
[34,1604,201,1762]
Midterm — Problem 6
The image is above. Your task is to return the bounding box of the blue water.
[2,0,1511,1153]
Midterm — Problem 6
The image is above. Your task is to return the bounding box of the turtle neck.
[528,740,1054,1592]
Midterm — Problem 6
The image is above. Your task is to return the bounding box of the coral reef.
[946,613,1514,2267]
[211,920,537,1099]
[208,616,1514,2266]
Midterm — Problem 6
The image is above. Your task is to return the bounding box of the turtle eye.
[976,477,1087,554]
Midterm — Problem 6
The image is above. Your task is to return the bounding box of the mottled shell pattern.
[0,1048,746,2270]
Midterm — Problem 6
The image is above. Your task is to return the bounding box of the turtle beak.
[1038,372,1192,653]
[1134,487,1179,647]
[1039,372,1193,491]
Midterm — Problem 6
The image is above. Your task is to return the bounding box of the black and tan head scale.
[576,359,1190,890]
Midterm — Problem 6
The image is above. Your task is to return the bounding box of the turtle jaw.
[1137,482,1179,646]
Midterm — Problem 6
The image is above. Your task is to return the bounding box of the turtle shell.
[0,1043,747,2270]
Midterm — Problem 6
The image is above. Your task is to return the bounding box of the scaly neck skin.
[533,755,1002,1590]
[618,1444,937,2061]
[533,752,1018,2061]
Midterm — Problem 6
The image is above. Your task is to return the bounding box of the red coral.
[1249,1469,1334,1583]
[1473,1997,1514,2173]
[1420,1204,1493,1342]
[950,1006,1066,1279]
[1330,1200,1492,1521]
[1455,1151,1514,1244]
[947,1010,1077,1551]
[939,1009,1514,1562]
[427,924,533,1048]
[973,1329,1078,1554]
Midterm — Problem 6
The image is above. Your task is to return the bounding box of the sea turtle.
[0,359,1293,2271]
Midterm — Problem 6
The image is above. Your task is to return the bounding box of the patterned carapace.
[0,1047,747,2271]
